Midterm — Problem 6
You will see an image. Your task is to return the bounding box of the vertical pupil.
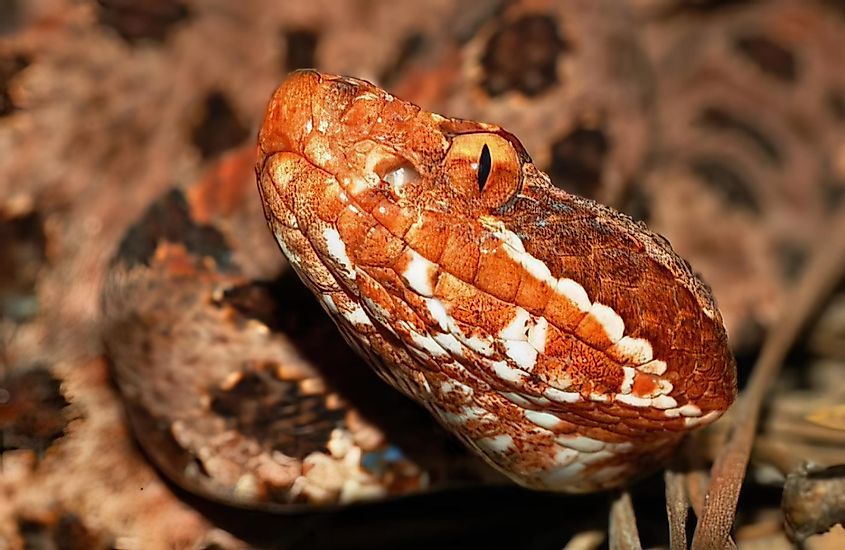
[478,143,492,190]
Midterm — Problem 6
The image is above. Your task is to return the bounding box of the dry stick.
[609,490,643,550]
[684,432,713,518]
[686,470,709,519]
[665,469,689,550]
[691,206,845,550]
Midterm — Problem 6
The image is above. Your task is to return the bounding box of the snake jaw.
[258,71,737,493]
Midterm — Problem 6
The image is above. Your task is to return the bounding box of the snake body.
[257,70,737,492]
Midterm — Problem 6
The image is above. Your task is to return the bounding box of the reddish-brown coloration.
[258,70,737,492]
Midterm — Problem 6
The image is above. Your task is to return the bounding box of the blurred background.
[1,0,844,548]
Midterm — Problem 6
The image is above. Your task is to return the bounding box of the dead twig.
[665,469,689,550]
[609,490,642,550]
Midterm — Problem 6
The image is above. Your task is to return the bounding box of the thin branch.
[685,470,708,519]
[665,469,689,550]
[609,490,642,550]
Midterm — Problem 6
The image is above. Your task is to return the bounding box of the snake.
[255,70,737,494]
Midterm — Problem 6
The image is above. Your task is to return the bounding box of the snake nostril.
[381,162,421,198]
[383,165,419,186]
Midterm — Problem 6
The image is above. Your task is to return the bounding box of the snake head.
[257,70,737,493]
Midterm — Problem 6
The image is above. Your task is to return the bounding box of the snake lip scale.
[257,70,737,493]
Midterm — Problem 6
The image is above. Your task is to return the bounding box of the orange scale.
[578,353,625,393]
[289,167,326,218]
[474,248,521,303]
[543,293,588,333]
[532,356,577,392]
[303,134,346,176]
[574,313,616,351]
[513,272,553,315]
[561,407,620,429]
[399,288,442,332]
[619,416,667,432]
[313,80,358,122]
[389,294,429,334]
[551,420,578,435]
[589,426,642,444]
[315,181,348,224]
[433,271,475,303]
[439,227,481,284]
[356,224,407,268]
[457,301,513,334]
[371,197,415,239]
[605,404,640,419]
[361,265,406,296]
[339,95,382,131]
[356,270,397,321]
[439,281,513,333]
[375,96,420,129]
[605,339,650,366]
[631,372,661,398]
[336,206,375,254]
[259,73,315,155]
[542,324,581,357]
[347,184,383,214]
[260,153,299,211]
[390,246,440,294]
[403,211,449,263]
[389,249,413,278]
[453,317,494,345]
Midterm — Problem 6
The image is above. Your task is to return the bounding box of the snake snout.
[258,69,322,165]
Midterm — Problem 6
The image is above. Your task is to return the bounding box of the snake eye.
[477,144,492,191]
[444,133,522,208]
